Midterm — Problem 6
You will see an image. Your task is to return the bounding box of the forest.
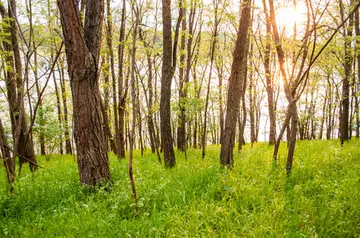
[0,0,359,236]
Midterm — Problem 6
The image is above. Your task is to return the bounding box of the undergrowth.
[0,139,359,237]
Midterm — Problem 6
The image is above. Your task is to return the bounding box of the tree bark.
[177,4,187,152]
[58,0,111,185]
[4,0,38,172]
[160,0,183,167]
[262,0,276,144]
[340,0,355,145]
[220,0,251,166]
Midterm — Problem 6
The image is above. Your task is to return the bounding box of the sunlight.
[276,2,308,35]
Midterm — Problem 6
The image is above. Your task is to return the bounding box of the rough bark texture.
[160,0,181,167]
[220,0,251,166]
[2,1,38,172]
[58,0,111,185]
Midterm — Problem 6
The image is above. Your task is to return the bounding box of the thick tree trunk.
[220,0,251,166]
[58,0,111,185]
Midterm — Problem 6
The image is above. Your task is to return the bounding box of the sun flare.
[276,2,308,34]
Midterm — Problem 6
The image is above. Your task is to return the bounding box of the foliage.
[0,140,359,237]
[33,103,63,154]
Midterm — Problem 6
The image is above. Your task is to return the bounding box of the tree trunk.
[340,0,354,145]
[58,0,111,185]
[262,0,276,145]
[355,6,360,138]
[106,0,119,155]
[116,0,127,159]
[160,0,183,167]
[220,0,251,166]
[5,0,38,172]
[0,119,15,191]
[177,6,187,152]
[59,58,72,154]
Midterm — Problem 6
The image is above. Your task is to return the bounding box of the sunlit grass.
[0,139,359,237]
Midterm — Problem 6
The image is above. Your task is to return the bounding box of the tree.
[0,0,38,172]
[262,0,276,145]
[340,0,355,145]
[57,0,111,185]
[220,0,252,166]
[160,0,183,167]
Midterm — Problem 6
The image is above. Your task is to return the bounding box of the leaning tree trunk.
[220,0,251,166]
[58,0,111,185]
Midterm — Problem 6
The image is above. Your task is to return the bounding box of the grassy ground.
[0,139,359,237]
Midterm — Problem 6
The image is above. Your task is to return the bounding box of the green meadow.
[0,140,359,237]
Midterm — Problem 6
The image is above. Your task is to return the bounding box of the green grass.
[0,139,359,237]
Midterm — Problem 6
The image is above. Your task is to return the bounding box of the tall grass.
[0,139,359,237]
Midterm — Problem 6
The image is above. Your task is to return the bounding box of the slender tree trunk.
[202,0,220,158]
[286,102,298,175]
[59,58,72,154]
[355,6,360,138]
[238,94,247,151]
[340,0,355,145]
[117,0,127,159]
[6,0,38,172]
[262,0,276,145]
[0,119,15,191]
[129,5,139,213]
[220,0,251,166]
[160,0,183,167]
[177,5,187,152]
[106,0,119,154]
[53,71,63,154]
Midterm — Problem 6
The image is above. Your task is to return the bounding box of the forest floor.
[0,139,359,237]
